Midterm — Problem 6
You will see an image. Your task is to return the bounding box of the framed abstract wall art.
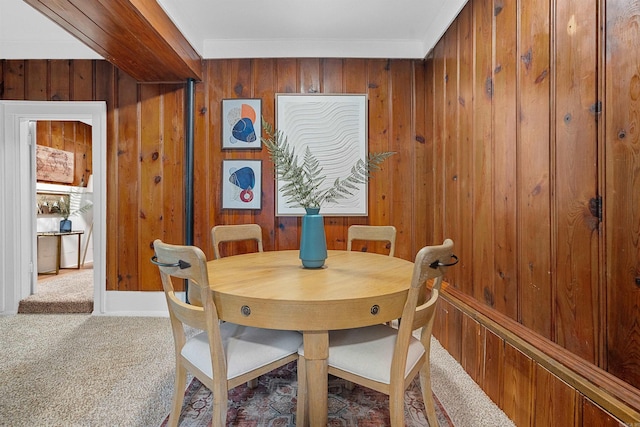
[275,93,368,216]
[222,99,262,149]
[221,159,262,210]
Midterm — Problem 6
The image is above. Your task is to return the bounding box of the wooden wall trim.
[23,0,202,82]
[441,286,640,422]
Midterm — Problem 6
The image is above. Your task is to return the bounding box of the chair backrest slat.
[347,225,397,256]
[211,224,264,259]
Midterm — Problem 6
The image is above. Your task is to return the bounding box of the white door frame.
[0,101,107,315]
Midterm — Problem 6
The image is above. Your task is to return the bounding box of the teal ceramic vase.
[299,207,327,268]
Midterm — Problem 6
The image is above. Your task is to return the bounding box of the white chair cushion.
[182,324,302,380]
[300,324,425,385]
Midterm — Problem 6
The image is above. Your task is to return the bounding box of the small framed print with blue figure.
[221,99,262,149]
[222,159,262,210]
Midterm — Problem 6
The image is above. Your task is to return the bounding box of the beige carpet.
[18,269,93,313]
[0,314,515,427]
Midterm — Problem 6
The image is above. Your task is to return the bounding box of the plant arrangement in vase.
[261,118,395,267]
[261,118,395,211]
[56,191,93,233]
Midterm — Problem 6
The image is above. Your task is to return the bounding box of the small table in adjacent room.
[36,230,84,275]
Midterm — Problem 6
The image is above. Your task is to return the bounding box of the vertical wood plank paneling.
[365,59,392,239]
[201,60,224,256]
[139,84,163,290]
[3,60,25,99]
[420,59,435,250]
[25,60,47,100]
[115,70,140,290]
[36,121,51,147]
[72,60,94,101]
[483,329,504,405]
[253,59,277,251]
[605,0,640,389]
[50,121,64,150]
[443,25,459,276]
[492,0,518,319]
[457,3,474,295]
[49,60,70,100]
[62,121,75,152]
[472,0,495,307]
[517,0,553,338]
[63,121,80,184]
[502,343,534,425]
[432,41,446,243]
[160,83,185,251]
[461,315,484,384]
[413,60,428,255]
[533,365,577,426]
[443,298,463,362]
[80,121,92,184]
[389,60,414,261]
[554,0,600,364]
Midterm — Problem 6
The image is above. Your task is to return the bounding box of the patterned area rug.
[160,361,453,426]
[18,269,93,314]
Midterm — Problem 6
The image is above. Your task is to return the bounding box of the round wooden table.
[207,250,414,426]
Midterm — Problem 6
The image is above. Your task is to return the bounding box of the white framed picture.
[222,99,262,149]
[221,159,262,210]
[275,93,368,216]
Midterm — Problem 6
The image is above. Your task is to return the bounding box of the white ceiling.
[0,0,467,60]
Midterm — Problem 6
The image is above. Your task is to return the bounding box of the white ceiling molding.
[203,38,426,60]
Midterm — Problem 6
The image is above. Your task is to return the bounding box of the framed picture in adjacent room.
[221,99,262,149]
[221,159,262,210]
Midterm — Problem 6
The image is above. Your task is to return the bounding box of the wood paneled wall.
[0,57,430,290]
[425,0,602,364]
[36,120,92,186]
[427,0,606,365]
[427,0,640,420]
[191,59,431,265]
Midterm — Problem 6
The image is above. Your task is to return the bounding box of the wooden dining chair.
[297,239,456,427]
[347,225,397,257]
[211,223,264,259]
[152,239,302,427]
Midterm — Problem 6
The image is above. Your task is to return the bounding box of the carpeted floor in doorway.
[160,361,453,426]
[18,269,93,314]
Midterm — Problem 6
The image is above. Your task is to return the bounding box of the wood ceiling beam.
[23,0,203,83]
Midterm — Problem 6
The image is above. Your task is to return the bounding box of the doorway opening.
[19,119,95,313]
[0,101,106,315]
